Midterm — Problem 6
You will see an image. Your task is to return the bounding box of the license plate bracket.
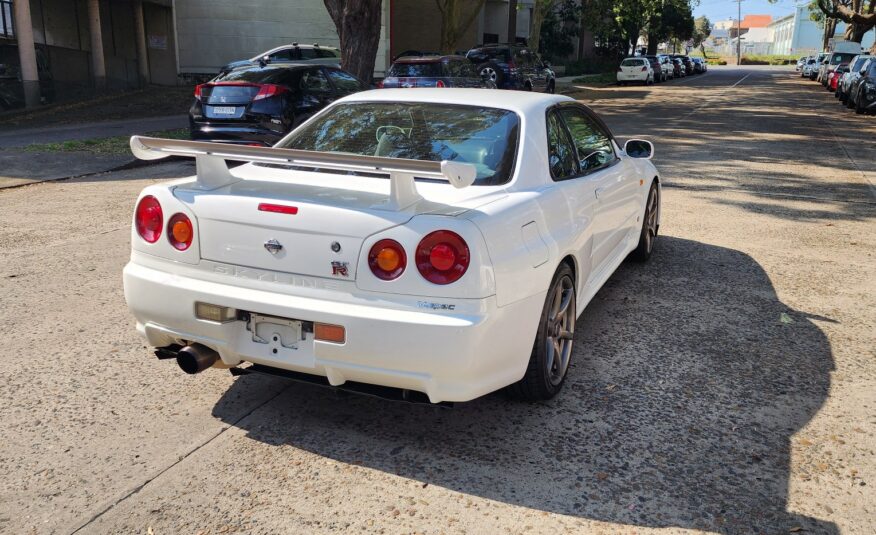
[248,313,303,350]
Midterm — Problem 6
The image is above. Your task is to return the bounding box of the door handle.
[595,187,605,199]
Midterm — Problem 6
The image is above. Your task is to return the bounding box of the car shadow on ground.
[212,236,837,534]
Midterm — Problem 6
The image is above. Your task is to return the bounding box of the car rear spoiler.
[129,136,477,211]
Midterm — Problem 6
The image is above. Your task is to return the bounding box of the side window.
[558,107,617,173]
[300,68,332,93]
[546,111,578,180]
[299,48,318,60]
[326,69,363,94]
[269,49,294,62]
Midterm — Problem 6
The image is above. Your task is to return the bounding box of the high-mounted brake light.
[253,84,289,100]
[258,203,298,215]
[416,230,469,285]
[135,195,163,243]
[168,213,193,250]
[368,239,406,280]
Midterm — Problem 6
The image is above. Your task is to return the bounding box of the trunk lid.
[173,165,502,281]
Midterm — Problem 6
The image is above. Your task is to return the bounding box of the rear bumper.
[123,255,544,403]
[189,122,283,146]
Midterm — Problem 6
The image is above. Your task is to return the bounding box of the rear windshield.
[388,62,444,78]
[621,59,644,66]
[215,66,295,84]
[279,102,520,186]
[831,53,857,65]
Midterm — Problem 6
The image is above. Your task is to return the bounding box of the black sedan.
[189,63,365,146]
[847,57,876,115]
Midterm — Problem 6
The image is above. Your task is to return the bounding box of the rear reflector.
[195,302,237,323]
[258,203,299,215]
[315,323,346,344]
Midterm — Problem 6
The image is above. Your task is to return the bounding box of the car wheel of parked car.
[855,94,866,114]
[477,63,504,87]
[630,182,659,262]
[507,263,576,401]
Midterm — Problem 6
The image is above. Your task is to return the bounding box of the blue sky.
[693,0,803,23]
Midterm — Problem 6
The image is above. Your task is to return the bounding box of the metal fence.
[1,0,13,38]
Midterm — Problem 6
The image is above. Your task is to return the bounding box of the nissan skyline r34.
[123,89,661,403]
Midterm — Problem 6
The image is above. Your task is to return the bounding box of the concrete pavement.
[0,67,874,535]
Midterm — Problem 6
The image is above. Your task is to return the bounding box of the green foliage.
[740,54,799,65]
[539,0,580,61]
[24,129,189,155]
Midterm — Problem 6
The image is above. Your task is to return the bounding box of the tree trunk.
[822,17,836,50]
[646,31,658,55]
[508,0,518,43]
[323,0,384,84]
[437,0,486,53]
[529,0,554,52]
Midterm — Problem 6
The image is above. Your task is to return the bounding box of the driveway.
[0,67,873,534]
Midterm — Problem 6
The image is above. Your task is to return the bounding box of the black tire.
[507,264,576,401]
[477,63,505,88]
[630,181,659,262]
[855,92,866,114]
[847,92,856,108]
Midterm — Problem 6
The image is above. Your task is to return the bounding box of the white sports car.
[123,89,661,403]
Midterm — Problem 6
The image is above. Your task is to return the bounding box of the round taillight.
[135,195,163,243]
[436,79,446,88]
[167,213,193,250]
[416,230,469,285]
[368,239,406,280]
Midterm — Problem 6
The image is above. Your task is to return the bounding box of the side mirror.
[624,139,654,159]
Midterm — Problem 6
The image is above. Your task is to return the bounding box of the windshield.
[279,102,520,186]
[831,53,856,65]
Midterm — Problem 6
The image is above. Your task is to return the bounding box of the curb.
[0,156,187,191]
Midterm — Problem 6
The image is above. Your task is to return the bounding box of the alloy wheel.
[643,186,658,254]
[545,275,575,386]
[481,67,497,83]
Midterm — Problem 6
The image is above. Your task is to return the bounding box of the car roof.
[249,43,339,60]
[227,62,330,73]
[394,55,467,63]
[337,88,571,114]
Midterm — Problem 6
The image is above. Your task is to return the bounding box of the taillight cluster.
[134,196,193,251]
[253,84,289,101]
[367,230,469,285]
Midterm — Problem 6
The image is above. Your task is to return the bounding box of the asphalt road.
[1,67,874,535]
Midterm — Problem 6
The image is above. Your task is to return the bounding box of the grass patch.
[570,72,618,85]
[23,128,189,156]
[740,54,798,65]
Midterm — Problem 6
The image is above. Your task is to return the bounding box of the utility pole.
[734,0,744,65]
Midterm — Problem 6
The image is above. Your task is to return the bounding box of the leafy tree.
[773,0,876,44]
[816,0,875,43]
[530,0,562,53]
[323,0,383,83]
[691,15,711,57]
[435,0,487,53]
[538,0,581,60]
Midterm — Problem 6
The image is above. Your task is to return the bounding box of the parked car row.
[798,46,876,116]
[616,54,705,86]
[196,42,558,145]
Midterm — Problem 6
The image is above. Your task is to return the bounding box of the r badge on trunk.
[264,239,283,255]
